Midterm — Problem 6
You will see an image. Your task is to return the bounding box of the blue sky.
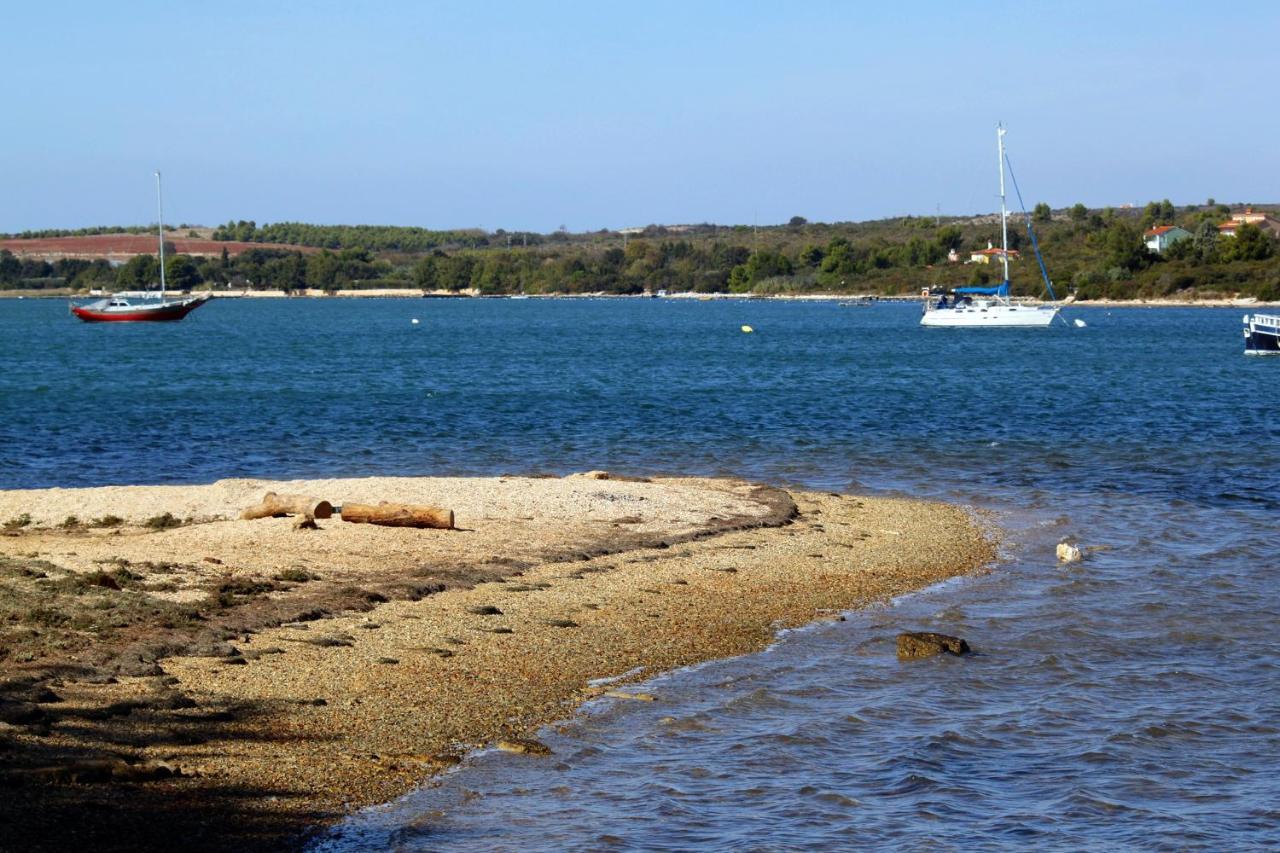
[4,1,1278,232]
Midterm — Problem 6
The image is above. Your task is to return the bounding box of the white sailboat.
[921,126,1060,328]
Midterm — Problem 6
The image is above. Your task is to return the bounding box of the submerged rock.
[603,690,657,702]
[896,632,971,660]
[1056,542,1083,563]
[497,738,552,756]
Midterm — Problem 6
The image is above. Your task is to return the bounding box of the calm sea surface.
[2,298,1277,849]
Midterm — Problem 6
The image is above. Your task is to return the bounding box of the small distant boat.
[70,171,209,323]
[921,126,1060,328]
[1244,313,1280,354]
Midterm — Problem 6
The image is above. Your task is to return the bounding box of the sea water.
[2,298,1276,849]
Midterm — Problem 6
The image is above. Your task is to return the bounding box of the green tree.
[1033,202,1052,223]
[305,251,341,290]
[934,225,963,250]
[163,254,201,290]
[798,244,824,267]
[743,250,792,284]
[1069,203,1089,224]
[412,256,439,289]
[1192,220,1219,263]
[1103,222,1150,273]
[115,254,158,288]
[0,250,20,283]
[1222,223,1274,262]
[1139,200,1161,229]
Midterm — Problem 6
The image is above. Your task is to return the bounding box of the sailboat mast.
[156,169,166,298]
[997,125,1009,285]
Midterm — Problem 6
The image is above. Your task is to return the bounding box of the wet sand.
[0,475,994,851]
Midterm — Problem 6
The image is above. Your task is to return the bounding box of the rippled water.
[2,298,1277,849]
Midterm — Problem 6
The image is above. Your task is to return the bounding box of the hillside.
[3,202,1278,301]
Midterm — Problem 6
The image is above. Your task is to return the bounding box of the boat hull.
[921,304,1059,327]
[71,297,208,323]
[1244,313,1280,355]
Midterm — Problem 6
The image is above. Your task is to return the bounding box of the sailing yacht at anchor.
[921,126,1060,328]
[70,171,209,323]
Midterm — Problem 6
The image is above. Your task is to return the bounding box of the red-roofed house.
[1144,225,1191,253]
[1218,209,1280,238]
[968,242,1021,264]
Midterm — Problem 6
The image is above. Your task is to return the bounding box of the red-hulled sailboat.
[70,171,210,323]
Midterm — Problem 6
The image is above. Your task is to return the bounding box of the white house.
[1143,225,1192,253]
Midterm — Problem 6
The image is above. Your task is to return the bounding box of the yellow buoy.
[741,325,754,334]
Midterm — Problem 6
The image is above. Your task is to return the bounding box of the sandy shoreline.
[0,475,994,851]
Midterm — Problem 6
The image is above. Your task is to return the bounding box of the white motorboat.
[921,126,1060,328]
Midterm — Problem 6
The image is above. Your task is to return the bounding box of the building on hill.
[1218,209,1280,238]
[1229,208,1269,225]
[968,242,1020,264]
[1144,225,1192,253]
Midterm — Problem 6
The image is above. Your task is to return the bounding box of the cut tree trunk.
[240,492,334,521]
[340,502,454,530]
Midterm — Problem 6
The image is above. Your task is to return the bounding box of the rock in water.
[1056,542,1083,563]
[896,632,971,660]
[603,690,657,702]
[497,738,552,756]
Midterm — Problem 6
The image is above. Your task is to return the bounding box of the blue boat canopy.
[953,282,1010,296]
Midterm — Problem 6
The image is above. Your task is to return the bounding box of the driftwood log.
[340,502,454,530]
[240,492,334,521]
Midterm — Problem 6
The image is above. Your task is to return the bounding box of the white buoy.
[411,318,420,325]
[1073,318,1087,328]
[741,325,754,333]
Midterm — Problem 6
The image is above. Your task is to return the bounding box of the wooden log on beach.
[340,502,454,530]
[241,492,334,520]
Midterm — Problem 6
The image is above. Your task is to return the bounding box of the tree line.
[0,246,389,293]
[6,202,1278,301]
[0,224,199,239]
[211,221,503,252]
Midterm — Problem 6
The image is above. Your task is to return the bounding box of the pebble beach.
[0,474,993,850]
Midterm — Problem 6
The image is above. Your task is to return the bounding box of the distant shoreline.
[1,289,1275,309]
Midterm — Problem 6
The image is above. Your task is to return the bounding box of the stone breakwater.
[0,475,994,851]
